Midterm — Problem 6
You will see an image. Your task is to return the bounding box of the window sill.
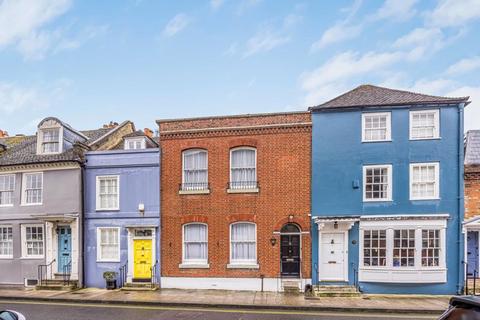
[227,263,259,269]
[179,263,210,269]
[21,203,42,207]
[227,188,259,194]
[363,199,393,203]
[0,256,13,259]
[409,136,441,141]
[410,197,440,201]
[97,259,121,263]
[0,204,13,208]
[361,139,392,143]
[179,189,210,195]
[20,256,44,260]
[95,208,120,212]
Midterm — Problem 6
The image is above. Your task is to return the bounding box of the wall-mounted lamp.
[333,221,338,229]
[270,237,277,246]
[138,203,145,216]
[288,214,294,222]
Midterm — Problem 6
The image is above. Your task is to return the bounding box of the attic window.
[124,137,146,150]
[41,128,60,154]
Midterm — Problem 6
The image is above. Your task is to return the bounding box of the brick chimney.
[144,128,153,138]
[0,130,8,138]
[103,121,119,129]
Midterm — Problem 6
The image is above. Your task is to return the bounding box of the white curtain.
[183,150,208,188]
[231,149,256,188]
[231,223,256,262]
[99,177,118,209]
[100,228,119,260]
[184,224,207,261]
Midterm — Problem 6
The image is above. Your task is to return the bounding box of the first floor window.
[393,229,415,267]
[22,225,44,258]
[362,112,391,142]
[363,165,392,201]
[96,176,119,210]
[410,163,439,200]
[363,230,386,267]
[230,147,257,189]
[230,223,256,264]
[182,149,208,190]
[23,172,43,205]
[0,175,15,206]
[422,229,440,267]
[0,226,13,257]
[410,110,439,140]
[97,228,120,262]
[183,224,208,264]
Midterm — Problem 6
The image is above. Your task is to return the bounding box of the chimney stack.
[0,130,8,138]
[103,121,119,129]
[144,128,153,138]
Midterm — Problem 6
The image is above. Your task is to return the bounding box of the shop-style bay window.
[359,216,447,283]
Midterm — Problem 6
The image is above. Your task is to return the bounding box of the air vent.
[24,278,38,287]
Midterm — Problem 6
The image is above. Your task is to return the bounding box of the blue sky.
[0,0,479,135]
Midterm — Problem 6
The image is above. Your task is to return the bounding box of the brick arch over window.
[180,214,209,224]
[227,214,256,224]
[228,138,258,148]
[273,216,309,233]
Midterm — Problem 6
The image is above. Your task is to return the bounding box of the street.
[0,300,439,320]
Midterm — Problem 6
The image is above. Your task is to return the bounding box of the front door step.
[282,279,301,295]
[121,282,158,291]
[35,279,78,291]
[313,285,361,297]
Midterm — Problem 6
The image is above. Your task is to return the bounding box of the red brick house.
[157,112,312,292]
[464,130,480,275]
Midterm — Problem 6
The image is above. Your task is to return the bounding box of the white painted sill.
[409,137,441,141]
[97,259,121,263]
[361,139,392,143]
[179,263,210,269]
[227,188,259,194]
[179,189,210,195]
[0,204,14,208]
[227,263,259,269]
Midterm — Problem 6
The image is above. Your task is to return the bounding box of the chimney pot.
[0,130,8,138]
[144,128,153,138]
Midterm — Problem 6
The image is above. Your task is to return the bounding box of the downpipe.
[457,103,465,295]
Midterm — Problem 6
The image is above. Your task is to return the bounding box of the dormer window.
[124,138,146,150]
[41,128,60,153]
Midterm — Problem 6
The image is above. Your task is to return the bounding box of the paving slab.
[0,287,450,314]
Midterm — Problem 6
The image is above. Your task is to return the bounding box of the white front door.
[319,232,347,281]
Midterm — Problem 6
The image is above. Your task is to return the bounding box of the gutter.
[457,103,466,295]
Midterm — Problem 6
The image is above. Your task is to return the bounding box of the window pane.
[411,164,438,199]
[231,223,256,262]
[393,229,415,267]
[365,166,390,200]
[231,149,256,189]
[363,229,386,267]
[183,150,208,190]
[422,229,440,267]
[364,114,389,141]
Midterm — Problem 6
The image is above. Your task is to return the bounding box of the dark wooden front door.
[281,234,300,277]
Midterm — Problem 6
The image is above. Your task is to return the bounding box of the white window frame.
[181,149,209,191]
[124,137,146,150]
[409,109,440,140]
[409,162,440,200]
[0,174,15,207]
[359,217,447,283]
[229,222,257,266]
[96,227,121,262]
[96,175,120,211]
[21,172,43,206]
[21,224,45,259]
[0,225,13,259]
[182,223,208,265]
[229,147,257,190]
[38,127,63,155]
[363,164,393,202]
[362,112,391,142]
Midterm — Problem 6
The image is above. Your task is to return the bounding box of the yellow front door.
[133,239,152,279]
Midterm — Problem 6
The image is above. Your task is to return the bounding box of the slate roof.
[0,128,115,166]
[310,84,470,110]
[111,130,159,150]
[465,130,480,166]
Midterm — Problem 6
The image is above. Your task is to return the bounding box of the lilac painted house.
[84,129,160,288]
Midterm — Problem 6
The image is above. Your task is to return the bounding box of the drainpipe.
[457,103,465,295]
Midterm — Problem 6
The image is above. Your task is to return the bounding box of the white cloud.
[0,80,70,115]
[236,0,262,15]
[427,0,480,27]
[243,28,290,58]
[300,51,403,104]
[210,0,224,10]
[371,0,418,21]
[163,13,190,37]
[446,56,480,76]
[0,0,71,47]
[311,24,362,51]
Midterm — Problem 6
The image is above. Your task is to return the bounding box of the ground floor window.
[182,223,208,264]
[97,227,120,262]
[230,222,256,265]
[0,226,13,258]
[21,224,44,258]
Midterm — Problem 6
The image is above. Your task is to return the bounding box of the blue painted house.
[84,129,160,288]
[310,85,470,294]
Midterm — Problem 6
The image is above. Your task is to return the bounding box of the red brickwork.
[159,112,312,280]
[465,166,480,219]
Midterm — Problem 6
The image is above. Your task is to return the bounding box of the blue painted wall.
[84,148,160,288]
[311,105,464,294]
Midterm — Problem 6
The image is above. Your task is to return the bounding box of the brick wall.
[465,166,480,219]
[159,112,312,279]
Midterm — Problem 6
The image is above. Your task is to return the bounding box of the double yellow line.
[0,299,438,319]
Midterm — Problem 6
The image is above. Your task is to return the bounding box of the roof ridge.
[364,84,469,101]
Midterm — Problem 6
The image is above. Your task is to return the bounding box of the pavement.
[0,287,450,315]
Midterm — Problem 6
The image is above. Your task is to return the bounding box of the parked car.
[0,310,26,320]
[438,296,480,319]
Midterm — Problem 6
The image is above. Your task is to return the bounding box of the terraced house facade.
[158,112,312,292]
[0,118,134,288]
